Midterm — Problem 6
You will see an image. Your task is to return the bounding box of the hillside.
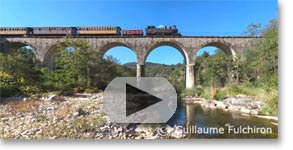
[123,62,167,67]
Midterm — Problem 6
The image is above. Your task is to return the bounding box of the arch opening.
[100,42,136,58]
[144,45,186,91]
[144,41,188,64]
[43,41,85,71]
[103,46,137,65]
[2,41,37,56]
[197,42,236,57]
[1,42,38,65]
[43,45,58,71]
[95,46,137,89]
[0,42,42,98]
[195,45,234,89]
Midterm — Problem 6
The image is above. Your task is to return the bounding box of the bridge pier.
[136,64,145,77]
[186,64,195,89]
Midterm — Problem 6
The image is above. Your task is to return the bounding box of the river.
[167,102,278,139]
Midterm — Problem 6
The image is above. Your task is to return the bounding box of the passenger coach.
[78,26,121,36]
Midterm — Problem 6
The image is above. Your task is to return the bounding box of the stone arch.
[195,40,236,58]
[99,42,138,60]
[1,40,41,64]
[2,41,38,55]
[43,44,60,70]
[143,41,195,89]
[194,40,236,88]
[42,38,72,70]
[143,41,189,65]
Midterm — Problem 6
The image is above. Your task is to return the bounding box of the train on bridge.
[0,25,181,37]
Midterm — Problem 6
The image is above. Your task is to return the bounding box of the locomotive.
[0,25,181,37]
[145,25,180,36]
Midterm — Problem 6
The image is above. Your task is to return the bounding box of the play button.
[103,77,177,123]
[126,83,162,116]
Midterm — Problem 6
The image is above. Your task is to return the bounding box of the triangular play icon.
[126,83,162,116]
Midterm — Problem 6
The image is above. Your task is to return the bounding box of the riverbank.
[0,93,185,139]
[182,94,278,122]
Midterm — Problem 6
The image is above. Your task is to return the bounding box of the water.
[167,102,278,139]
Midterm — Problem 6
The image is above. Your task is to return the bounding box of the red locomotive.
[122,29,143,36]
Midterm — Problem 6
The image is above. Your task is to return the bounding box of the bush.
[181,87,203,97]
[72,87,85,93]
[84,87,97,93]
[0,85,21,98]
[214,89,227,100]
[0,72,21,98]
[258,88,278,116]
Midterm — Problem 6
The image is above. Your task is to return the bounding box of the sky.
[0,0,278,65]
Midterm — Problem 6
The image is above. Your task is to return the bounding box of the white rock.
[48,94,57,101]
[165,125,174,133]
[72,112,79,117]
[170,126,184,138]
[135,124,152,132]
[240,108,251,114]
[250,109,258,115]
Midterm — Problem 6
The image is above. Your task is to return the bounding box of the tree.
[242,23,262,36]
[195,50,232,87]
[42,37,127,92]
[242,19,278,87]
[0,47,42,97]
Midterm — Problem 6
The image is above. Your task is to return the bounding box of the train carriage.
[32,27,77,36]
[0,27,30,36]
[122,29,143,36]
[78,26,121,36]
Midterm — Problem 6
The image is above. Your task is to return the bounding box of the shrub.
[84,87,97,93]
[181,87,203,97]
[214,89,227,100]
[0,71,21,98]
[0,85,21,98]
[258,88,278,116]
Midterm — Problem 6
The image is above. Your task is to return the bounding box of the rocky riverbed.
[0,93,185,139]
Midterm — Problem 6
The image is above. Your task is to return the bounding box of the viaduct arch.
[0,36,262,89]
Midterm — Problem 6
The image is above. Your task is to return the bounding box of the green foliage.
[195,49,233,87]
[240,19,278,115]
[0,47,42,97]
[181,86,227,100]
[213,88,227,100]
[258,87,278,115]
[181,86,204,97]
[0,38,134,98]
[145,63,185,91]
[41,38,130,93]
[242,23,262,36]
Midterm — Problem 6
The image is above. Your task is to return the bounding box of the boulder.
[240,108,251,114]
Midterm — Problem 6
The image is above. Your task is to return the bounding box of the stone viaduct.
[0,36,262,89]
